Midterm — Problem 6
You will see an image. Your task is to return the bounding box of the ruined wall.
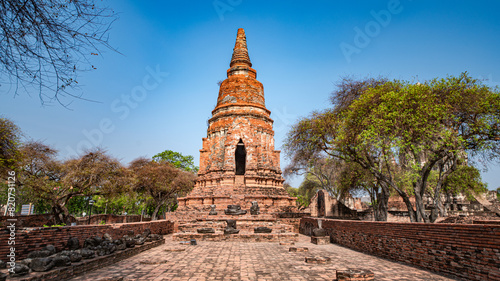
[0,214,150,228]
[0,220,174,260]
[300,217,500,281]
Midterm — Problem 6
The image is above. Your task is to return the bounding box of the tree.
[92,192,147,216]
[284,151,348,200]
[285,77,394,221]
[0,117,22,174]
[130,157,195,220]
[0,0,118,105]
[336,161,391,221]
[153,150,199,173]
[19,143,127,224]
[285,73,500,222]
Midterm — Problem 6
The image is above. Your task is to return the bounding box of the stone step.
[173,231,299,243]
[166,212,279,222]
[177,221,293,233]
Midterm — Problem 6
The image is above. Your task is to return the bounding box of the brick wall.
[0,220,174,260]
[0,214,150,228]
[0,214,75,228]
[300,217,500,281]
[75,214,151,225]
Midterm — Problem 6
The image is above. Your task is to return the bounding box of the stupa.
[176,28,297,213]
[170,28,299,242]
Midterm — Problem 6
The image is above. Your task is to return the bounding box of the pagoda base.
[176,194,297,215]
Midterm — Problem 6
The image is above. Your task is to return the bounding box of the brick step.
[173,231,299,243]
[177,221,293,233]
[166,212,278,222]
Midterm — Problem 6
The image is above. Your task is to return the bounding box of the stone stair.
[167,208,299,243]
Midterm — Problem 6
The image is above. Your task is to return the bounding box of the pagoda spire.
[230,28,252,68]
[227,28,256,78]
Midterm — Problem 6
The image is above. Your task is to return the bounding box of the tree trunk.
[52,204,71,225]
[151,203,162,221]
[374,184,390,221]
[414,191,429,222]
[392,187,417,222]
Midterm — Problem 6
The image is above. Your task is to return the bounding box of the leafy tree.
[336,161,391,221]
[91,193,147,216]
[19,143,127,224]
[285,77,394,221]
[153,150,199,173]
[285,73,500,222]
[0,117,22,174]
[0,0,118,105]
[284,182,313,208]
[130,157,195,220]
[284,151,349,200]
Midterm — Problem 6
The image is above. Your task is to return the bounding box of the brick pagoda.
[170,29,299,242]
[176,28,297,214]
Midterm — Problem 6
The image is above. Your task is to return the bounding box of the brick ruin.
[308,188,500,223]
[176,28,297,215]
[169,29,300,241]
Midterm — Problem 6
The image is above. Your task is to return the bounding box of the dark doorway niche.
[235,139,246,175]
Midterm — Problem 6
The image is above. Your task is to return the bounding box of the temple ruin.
[168,28,300,241]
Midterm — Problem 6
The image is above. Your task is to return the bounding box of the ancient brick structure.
[300,217,500,281]
[177,28,296,214]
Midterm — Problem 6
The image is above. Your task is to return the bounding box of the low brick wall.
[300,217,500,281]
[75,214,150,225]
[0,214,76,228]
[7,238,165,281]
[0,214,150,228]
[0,220,174,260]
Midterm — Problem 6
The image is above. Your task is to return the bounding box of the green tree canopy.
[153,150,199,173]
[130,157,195,220]
[0,117,22,174]
[285,73,500,222]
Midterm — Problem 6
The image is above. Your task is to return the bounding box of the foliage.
[285,73,500,222]
[284,151,350,200]
[284,183,310,207]
[18,143,128,224]
[43,223,66,227]
[130,157,195,220]
[92,193,146,215]
[0,117,22,174]
[153,150,199,173]
[443,165,488,200]
[0,0,119,105]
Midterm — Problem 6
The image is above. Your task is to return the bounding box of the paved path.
[70,234,457,281]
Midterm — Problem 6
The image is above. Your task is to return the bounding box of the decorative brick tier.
[177,193,297,215]
[5,239,165,281]
[173,232,298,243]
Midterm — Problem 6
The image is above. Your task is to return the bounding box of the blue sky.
[1,0,500,190]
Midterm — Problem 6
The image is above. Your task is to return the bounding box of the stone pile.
[0,229,162,279]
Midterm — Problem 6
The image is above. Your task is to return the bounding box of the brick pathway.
[70,234,457,281]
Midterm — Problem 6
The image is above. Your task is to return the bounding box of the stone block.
[304,256,331,264]
[311,236,330,245]
[289,247,308,252]
[336,269,375,281]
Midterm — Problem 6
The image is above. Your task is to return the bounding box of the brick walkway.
[70,234,457,281]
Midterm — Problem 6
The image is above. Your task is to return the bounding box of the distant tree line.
[284,73,500,222]
[0,117,196,224]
